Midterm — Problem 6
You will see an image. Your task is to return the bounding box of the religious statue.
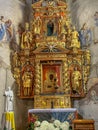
[72,67,82,94]
[22,68,33,96]
[33,16,42,35]
[58,16,67,35]
[47,20,54,36]
[4,87,14,112]
[21,22,32,49]
[71,26,80,48]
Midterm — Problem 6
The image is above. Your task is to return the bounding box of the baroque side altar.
[11,0,91,109]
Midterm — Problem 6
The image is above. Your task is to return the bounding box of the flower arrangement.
[27,114,38,130]
[27,114,71,130]
[34,120,70,130]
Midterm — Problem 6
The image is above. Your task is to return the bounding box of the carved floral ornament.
[11,0,91,108]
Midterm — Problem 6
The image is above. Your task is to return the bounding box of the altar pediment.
[33,44,70,54]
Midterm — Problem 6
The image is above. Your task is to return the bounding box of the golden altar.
[11,0,91,109]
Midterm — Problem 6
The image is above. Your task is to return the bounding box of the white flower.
[53,120,61,128]
[47,123,55,130]
[34,121,41,127]
[41,120,49,126]
[65,121,69,127]
[34,127,40,130]
[35,120,70,130]
[40,120,49,130]
[60,121,69,130]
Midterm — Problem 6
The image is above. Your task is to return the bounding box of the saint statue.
[58,16,66,35]
[21,22,32,49]
[33,16,42,35]
[4,87,13,112]
[47,20,54,36]
[72,67,82,94]
[22,68,33,96]
[71,26,80,48]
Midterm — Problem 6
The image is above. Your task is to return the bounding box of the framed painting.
[41,63,62,94]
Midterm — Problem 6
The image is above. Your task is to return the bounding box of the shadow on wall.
[12,82,34,130]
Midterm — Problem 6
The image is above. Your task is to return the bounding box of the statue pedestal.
[1,112,15,130]
[28,108,78,123]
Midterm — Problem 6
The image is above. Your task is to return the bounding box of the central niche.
[43,17,57,37]
[47,20,54,36]
[41,61,63,94]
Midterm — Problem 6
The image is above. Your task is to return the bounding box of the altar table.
[28,108,78,123]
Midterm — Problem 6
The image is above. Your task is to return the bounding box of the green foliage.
[27,122,34,130]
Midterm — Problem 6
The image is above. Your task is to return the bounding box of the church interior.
[0,0,98,130]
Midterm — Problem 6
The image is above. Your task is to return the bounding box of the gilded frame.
[41,61,63,94]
